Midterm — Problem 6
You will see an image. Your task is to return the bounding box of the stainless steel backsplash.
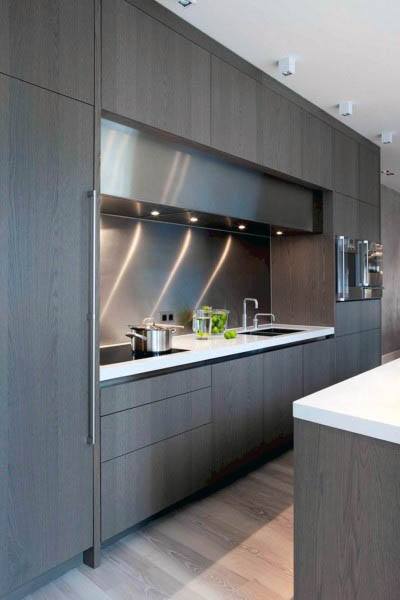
[100,215,271,345]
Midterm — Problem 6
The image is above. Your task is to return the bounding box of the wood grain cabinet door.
[0,75,93,596]
[0,0,94,103]
[102,0,211,145]
[258,87,304,179]
[263,346,303,447]
[303,338,336,395]
[302,113,333,189]
[212,355,264,473]
[334,130,359,198]
[359,144,380,207]
[211,56,259,163]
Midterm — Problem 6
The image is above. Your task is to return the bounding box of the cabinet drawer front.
[335,300,381,336]
[101,424,213,541]
[101,387,212,462]
[101,365,211,415]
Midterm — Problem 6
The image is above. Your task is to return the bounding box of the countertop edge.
[100,326,335,382]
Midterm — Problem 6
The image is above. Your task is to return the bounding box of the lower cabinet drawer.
[101,387,212,462]
[101,424,213,541]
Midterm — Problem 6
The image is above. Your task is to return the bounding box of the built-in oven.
[336,236,383,301]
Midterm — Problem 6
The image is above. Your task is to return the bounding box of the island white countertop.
[100,324,334,382]
[293,359,400,444]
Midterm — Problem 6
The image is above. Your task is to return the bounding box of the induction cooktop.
[100,343,188,366]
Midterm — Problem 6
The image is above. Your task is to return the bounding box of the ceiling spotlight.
[381,169,395,176]
[150,210,160,216]
[238,224,246,230]
[278,56,296,77]
[339,101,353,117]
[276,230,284,236]
[189,216,198,223]
[178,0,196,6]
[381,131,393,144]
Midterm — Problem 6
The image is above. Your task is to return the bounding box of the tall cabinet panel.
[359,144,380,206]
[102,0,211,145]
[0,0,94,103]
[212,355,264,473]
[258,86,304,179]
[334,130,359,198]
[0,75,94,596]
[302,113,333,189]
[211,56,258,162]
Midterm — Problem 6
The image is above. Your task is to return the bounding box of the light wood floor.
[25,452,294,600]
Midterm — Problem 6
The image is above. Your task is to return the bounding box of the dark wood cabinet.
[212,355,264,472]
[359,144,380,206]
[359,200,380,241]
[211,56,258,162]
[263,346,303,446]
[102,424,213,541]
[333,192,359,237]
[101,387,212,462]
[335,333,361,383]
[0,75,93,596]
[334,130,359,198]
[0,0,94,103]
[360,329,381,373]
[303,338,336,395]
[102,0,211,145]
[302,113,333,189]
[335,300,381,336]
[258,86,304,179]
[101,365,211,415]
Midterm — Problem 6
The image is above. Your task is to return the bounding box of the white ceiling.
[156,0,400,194]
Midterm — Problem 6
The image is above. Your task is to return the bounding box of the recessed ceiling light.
[150,210,160,216]
[339,101,353,116]
[276,230,284,236]
[189,216,198,223]
[178,0,196,6]
[238,224,246,230]
[278,56,296,76]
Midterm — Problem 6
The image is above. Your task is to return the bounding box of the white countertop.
[294,359,400,444]
[100,324,334,382]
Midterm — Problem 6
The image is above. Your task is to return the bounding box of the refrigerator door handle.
[87,190,98,446]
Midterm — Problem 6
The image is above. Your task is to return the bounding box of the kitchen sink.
[240,328,305,336]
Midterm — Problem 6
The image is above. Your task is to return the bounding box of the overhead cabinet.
[102,0,211,145]
[211,56,259,163]
[0,0,94,103]
[0,75,94,597]
[359,144,380,206]
[334,130,359,198]
[258,86,304,179]
[302,113,333,189]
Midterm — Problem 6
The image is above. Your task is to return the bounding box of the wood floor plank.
[25,452,294,600]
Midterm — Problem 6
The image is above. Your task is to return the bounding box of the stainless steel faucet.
[242,298,259,329]
[253,312,276,329]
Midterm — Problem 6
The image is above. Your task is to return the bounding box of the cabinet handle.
[88,190,98,446]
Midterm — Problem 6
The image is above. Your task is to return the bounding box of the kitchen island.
[293,359,400,600]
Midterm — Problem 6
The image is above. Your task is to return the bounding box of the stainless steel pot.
[126,319,184,354]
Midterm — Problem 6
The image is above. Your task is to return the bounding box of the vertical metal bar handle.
[88,190,97,445]
[363,240,369,287]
